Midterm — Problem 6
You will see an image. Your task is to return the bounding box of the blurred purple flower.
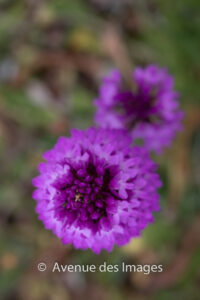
[33,128,161,253]
[94,65,184,154]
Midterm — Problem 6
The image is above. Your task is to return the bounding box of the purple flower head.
[33,128,161,254]
[94,65,184,154]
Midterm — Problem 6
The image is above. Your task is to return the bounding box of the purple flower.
[32,128,161,254]
[94,65,184,154]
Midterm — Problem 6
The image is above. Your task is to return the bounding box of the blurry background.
[0,0,200,299]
